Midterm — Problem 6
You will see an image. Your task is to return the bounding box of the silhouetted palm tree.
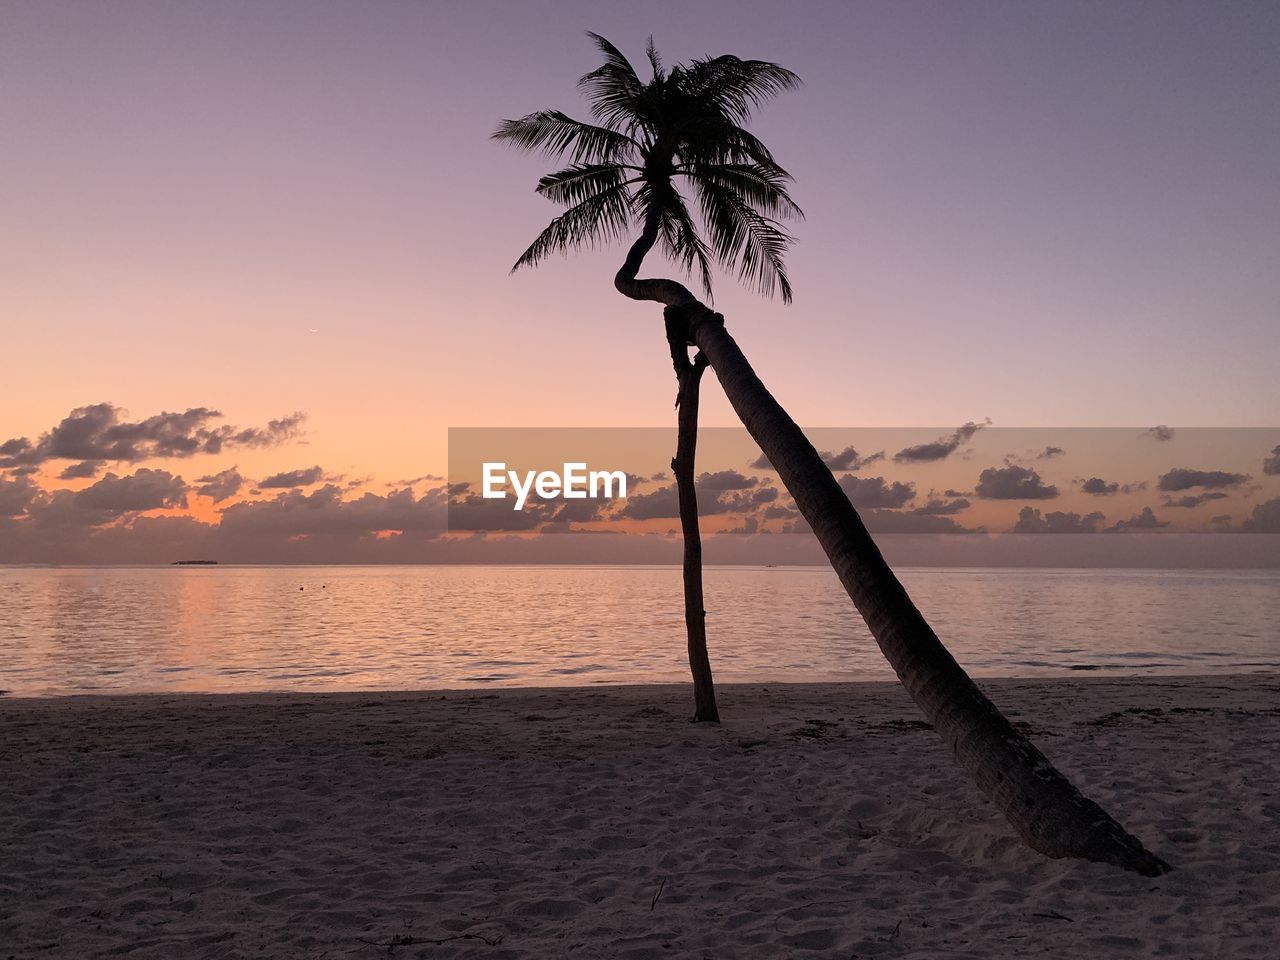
[496,35,802,723]
[494,33,1168,875]
[664,313,717,721]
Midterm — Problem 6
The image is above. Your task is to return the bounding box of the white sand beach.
[2,675,1278,958]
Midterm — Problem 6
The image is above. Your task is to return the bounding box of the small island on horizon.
[171,559,219,565]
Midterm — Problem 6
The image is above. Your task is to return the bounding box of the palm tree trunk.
[615,243,1169,876]
[666,315,719,723]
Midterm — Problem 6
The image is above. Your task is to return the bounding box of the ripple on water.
[0,565,1277,695]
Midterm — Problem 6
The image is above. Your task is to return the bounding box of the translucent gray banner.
[448,428,1280,561]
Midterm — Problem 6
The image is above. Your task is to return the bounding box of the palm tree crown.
[494,34,803,302]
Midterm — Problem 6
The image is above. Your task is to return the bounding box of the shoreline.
[6,668,1280,703]
[4,560,1280,574]
[4,674,1278,957]
[2,668,1279,703]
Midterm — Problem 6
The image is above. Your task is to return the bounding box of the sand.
[2,675,1278,959]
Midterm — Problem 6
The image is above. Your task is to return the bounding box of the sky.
[2,1,1278,563]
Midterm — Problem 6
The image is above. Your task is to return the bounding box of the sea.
[0,565,1276,697]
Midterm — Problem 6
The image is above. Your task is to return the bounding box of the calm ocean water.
[0,565,1276,696]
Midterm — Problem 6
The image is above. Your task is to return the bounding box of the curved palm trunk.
[616,239,1169,876]
[666,315,719,723]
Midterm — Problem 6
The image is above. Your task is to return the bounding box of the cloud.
[259,465,326,489]
[1146,425,1175,442]
[893,420,988,464]
[1079,477,1146,496]
[72,469,189,519]
[860,510,976,534]
[1013,507,1106,533]
[445,491,544,530]
[821,447,884,471]
[762,504,798,521]
[750,446,884,473]
[749,486,779,505]
[770,484,974,533]
[1263,446,1280,476]
[1162,492,1229,509]
[837,475,916,509]
[58,459,105,480]
[0,475,42,517]
[195,467,246,503]
[214,412,306,451]
[1241,498,1280,533]
[0,403,305,470]
[1157,468,1250,492]
[974,465,1059,500]
[1037,446,1066,460]
[614,478,767,521]
[893,432,968,465]
[1108,507,1169,532]
[394,474,445,487]
[695,470,758,491]
[913,496,970,516]
[612,485,681,520]
[1080,477,1120,496]
[224,484,449,537]
[699,487,763,515]
[546,497,607,524]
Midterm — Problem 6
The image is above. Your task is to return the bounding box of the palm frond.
[647,184,714,299]
[680,119,785,172]
[512,185,633,272]
[681,163,803,220]
[683,55,801,123]
[535,163,640,207]
[492,110,638,163]
[579,33,646,131]
[696,177,795,302]
[644,36,664,81]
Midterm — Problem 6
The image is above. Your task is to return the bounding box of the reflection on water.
[0,565,1277,696]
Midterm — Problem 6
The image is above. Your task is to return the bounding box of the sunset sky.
[2,1,1278,563]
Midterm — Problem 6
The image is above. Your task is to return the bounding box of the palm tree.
[665,312,718,722]
[497,35,795,724]
[494,33,1169,875]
